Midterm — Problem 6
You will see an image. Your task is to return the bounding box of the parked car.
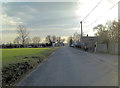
[71,44,75,47]
[27,46,32,48]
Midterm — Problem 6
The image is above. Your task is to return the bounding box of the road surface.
[17,46,118,86]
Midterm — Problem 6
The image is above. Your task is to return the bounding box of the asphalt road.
[17,46,118,86]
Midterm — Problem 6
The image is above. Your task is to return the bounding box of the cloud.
[2,13,24,31]
[2,1,118,43]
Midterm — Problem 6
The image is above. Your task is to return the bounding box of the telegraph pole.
[80,21,82,38]
[79,0,102,38]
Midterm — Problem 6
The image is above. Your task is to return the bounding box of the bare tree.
[17,25,29,47]
[56,36,61,43]
[56,36,65,43]
[94,20,119,44]
[25,37,32,44]
[61,38,65,43]
[32,37,41,44]
[67,36,73,46]
[93,24,109,44]
[52,35,56,43]
[107,20,119,43]
[14,36,21,44]
[46,35,52,44]
[73,32,81,43]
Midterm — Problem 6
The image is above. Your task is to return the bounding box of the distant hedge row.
[0,43,52,48]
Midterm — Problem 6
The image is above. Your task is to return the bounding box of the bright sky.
[1,0,119,43]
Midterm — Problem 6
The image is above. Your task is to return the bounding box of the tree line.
[93,20,119,44]
[67,20,119,47]
[1,25,66,48]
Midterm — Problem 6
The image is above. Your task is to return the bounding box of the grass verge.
[2,47,60,86]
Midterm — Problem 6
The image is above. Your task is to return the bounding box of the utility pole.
[80,21,82,38]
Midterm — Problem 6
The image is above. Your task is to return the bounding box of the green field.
[2,47,59,67]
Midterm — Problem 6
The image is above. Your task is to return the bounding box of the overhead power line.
[84,1,119,28]
[81,0,102,22]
